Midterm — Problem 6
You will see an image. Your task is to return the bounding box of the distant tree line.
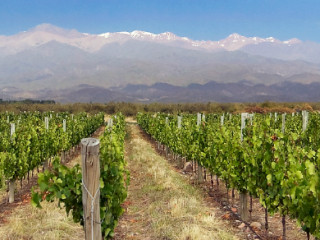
[0,99,55,104]
[0,101,318,116]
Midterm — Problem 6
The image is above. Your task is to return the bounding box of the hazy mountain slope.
[1,40,320,90]
[111,81,320,102]
[20,81,320,103]
[240,41,320,63]
[3,80,320,103]
[1,24,320,102]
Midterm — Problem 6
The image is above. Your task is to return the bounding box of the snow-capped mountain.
[215,33,301,50]
[0,23,306,56]
[1,23,320,101]
[96,30,302,51]
[99,30,180,41]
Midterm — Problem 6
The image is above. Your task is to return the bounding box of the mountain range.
[1,23,320,102]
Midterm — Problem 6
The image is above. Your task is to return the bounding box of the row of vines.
[32,113,128,239]
[137,112,320,239]
[0,112,104,192]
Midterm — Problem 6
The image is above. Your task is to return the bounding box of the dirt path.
[114,123,241,240]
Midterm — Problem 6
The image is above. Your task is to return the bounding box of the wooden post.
[240,191,249,221]
[265,207,269,231]
[282,113,286,134]
[9,123,15,203]
[43,158,49,170]
[240,113,249,220]
[302,110,308,132]
[43,117,49,169]
[177,116,182,129]
[197,164,204,183]
[81,138,102,240]
[62,120,67,163]
[63,119,66,132]
[197,113,204,183]
[179,156,183,169]
[8,180,15,203]
[61,151,66,164]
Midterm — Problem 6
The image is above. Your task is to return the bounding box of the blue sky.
[0,0,319,41]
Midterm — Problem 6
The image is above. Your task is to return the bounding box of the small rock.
[221,213,231,220]
[208,191,215,197]
[250,221,262,230]
[238,223,246,229]
[190,176,196,180]
[183,161,193,172]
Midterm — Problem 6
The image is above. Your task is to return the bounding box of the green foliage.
[31,158,83,223]
[32,113,128,239]
[0,101,319,116]
[137,112,320,238]
[99,113,129,238]
[0,111,104,182]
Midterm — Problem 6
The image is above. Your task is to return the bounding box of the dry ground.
[0,157,85,240]
[114,123,240,240]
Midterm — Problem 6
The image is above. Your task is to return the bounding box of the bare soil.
[114,123,241,240]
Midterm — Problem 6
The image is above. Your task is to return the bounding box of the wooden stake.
[282,215,286,240]
[239,191,249,221]
[232,188,235,206]
[198,164,204,183]
[9,124,15,203]
[265,207,269,231]
[9,180,15,203]
[81,138,101,240]
[249,195,253,220]
[226,183,229,204]
[43,159,49,170]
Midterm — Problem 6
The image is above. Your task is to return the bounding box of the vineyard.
[1,110,320,239]
[137,111,320,239]
[0,112,104,200]
[31,113,128,239]
[0,112,128,239]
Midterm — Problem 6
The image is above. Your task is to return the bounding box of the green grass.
[0,199,84,240]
